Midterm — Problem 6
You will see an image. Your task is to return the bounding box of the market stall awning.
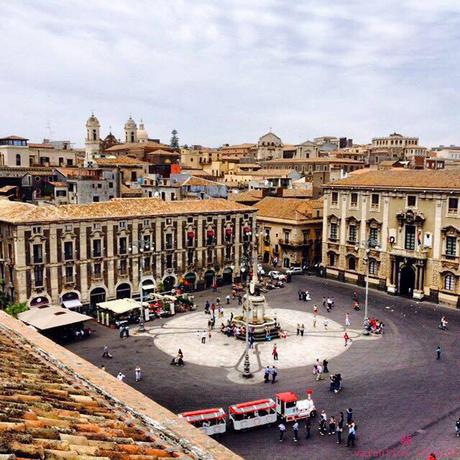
[18,306,92,331]
[62,299,82,309]
[96,298,142,315]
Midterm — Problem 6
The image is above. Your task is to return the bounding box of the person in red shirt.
[344,332,350,347]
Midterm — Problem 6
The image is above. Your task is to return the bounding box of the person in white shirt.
[292,420,299,442]
[117,372,125,381]
[278,422,286,442]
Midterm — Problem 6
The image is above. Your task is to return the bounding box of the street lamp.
[241,230,254,379]
[357,237,378,335]
[129,239,152,333]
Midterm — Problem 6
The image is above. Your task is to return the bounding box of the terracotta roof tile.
[0,198,255,224]
[256,196,323,221]
[327,169,460,190]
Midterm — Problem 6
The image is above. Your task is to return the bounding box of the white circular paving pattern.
[140,307,375,383]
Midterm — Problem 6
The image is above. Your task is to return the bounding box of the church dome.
[137,120,149,143]
[86,113,100,127]
[124,116,137,130]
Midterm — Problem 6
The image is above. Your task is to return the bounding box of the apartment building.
[0,198,255,308]
[322,169,460,307]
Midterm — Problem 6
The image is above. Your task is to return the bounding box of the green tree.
[5,302,28,318]
[170,129,179,150]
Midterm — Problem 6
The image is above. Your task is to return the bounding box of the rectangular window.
[350,193,358,207]
[303,231,309,244]
[371,194,379,208]
[65,265,73,282]
[331,192,338,205]
[407,195,417,207]
[93,262,102,277]
[446,236,457,257]
[119,237,127,255]
[92,239,102,258]
[64,241,73,260]
[32,226,41,234]
[143,234,151,250]
[369,227,378,245]
[405,225,416,250]
[187,250,194,265]
[143,256,150,271]
[348,225,357,242]
[119,259,127,274]
[64,224,72,232]
[448,197,458,214]
[34,266,44,286]
[165,234,173,250]
[166,254,173,269]
[330,223,338,241]
[284,231,290,244]
[32,244,43,264]
[119,221,127,229]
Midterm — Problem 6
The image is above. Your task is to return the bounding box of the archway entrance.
[263,251,270,264]
[30,296,49,308]
[163,276,176,292]
[141,279,155,299]
[61,291,82,310]
[184,273,197,291]
[204,270,215,289]
[399,264,415,296]
[90,287,106,308]
[222,267,233,285]
[116,283,131,299]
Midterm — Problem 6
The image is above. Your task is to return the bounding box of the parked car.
[286,266,303,275]
[268,270,281,279]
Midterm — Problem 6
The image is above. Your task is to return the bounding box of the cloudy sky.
[2,0,460,147]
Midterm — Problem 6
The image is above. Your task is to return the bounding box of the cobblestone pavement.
[66,275,460,460]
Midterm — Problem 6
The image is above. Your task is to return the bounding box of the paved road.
[66,276,460,460]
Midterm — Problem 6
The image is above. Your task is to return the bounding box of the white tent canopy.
[18,306,92,331]
[62,298,82,309]
[96,298,142,315]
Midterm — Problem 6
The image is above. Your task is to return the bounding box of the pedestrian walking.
[296,323,300,335]
[278,422,286,442]
[117,372,125,381]
[323,318,329,330]
[313,305,318,316]
[436,345,441,360]
[344,332,350,347]
[322,297,326,309]
[331,297,335,308]
[135,366,142,382]
[347,421,356,447]
[298,290,302,301]
[272,366,278,383]
[201,330,207,344]
[322,359,329,373]
[226,294,230,304]
[300,324,305,337]
[345,313,351,328]
[102,345,112,359]
[264,366,270,383]
[293,420,299,442]
[205,300,210,314]
[313,317,317,328]
[272,344,279,361]
[315,363,323,381]
[305,416,312,439]
[337,412,344,444]
[346,408,353,425]
[456,417,460,437]
[211,303,216,316]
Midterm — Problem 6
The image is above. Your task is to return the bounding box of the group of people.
[297,290,312,301]
[170,349,185,366]
[263,365,278,383]
[364,318,384,334]
[313,358,329,381]
[102,345,144,382]
[278,408,357,447]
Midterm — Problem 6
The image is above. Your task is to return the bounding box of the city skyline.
[2,0,460,147]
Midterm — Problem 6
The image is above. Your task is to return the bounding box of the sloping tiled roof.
[256,196,323,221]
[228,190,264,204]
[181,176,222,187]
[239,169,296,177]
[105,141,173,152]
[0,198,255,224]
[262,158,364,165]
[0,312,239,459]
[281,188,313,198]
[96,156,147,166]
[121,184,144,197]
[327,169,460,190]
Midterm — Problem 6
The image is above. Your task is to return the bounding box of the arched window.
[15,154,21,166]
[368,259,377,275]
[92,129,97,141]
[444,273,456,291]
[130,132,135,142]
[348,256,356,271]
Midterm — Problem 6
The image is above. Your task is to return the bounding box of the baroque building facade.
[322,169,460,308]
[0,198,255,309]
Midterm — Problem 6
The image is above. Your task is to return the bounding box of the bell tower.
[124,116,138,143]
[84,113,100,167]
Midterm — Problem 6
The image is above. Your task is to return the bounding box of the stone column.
[80,226,88,303]
[106,223,114,299]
